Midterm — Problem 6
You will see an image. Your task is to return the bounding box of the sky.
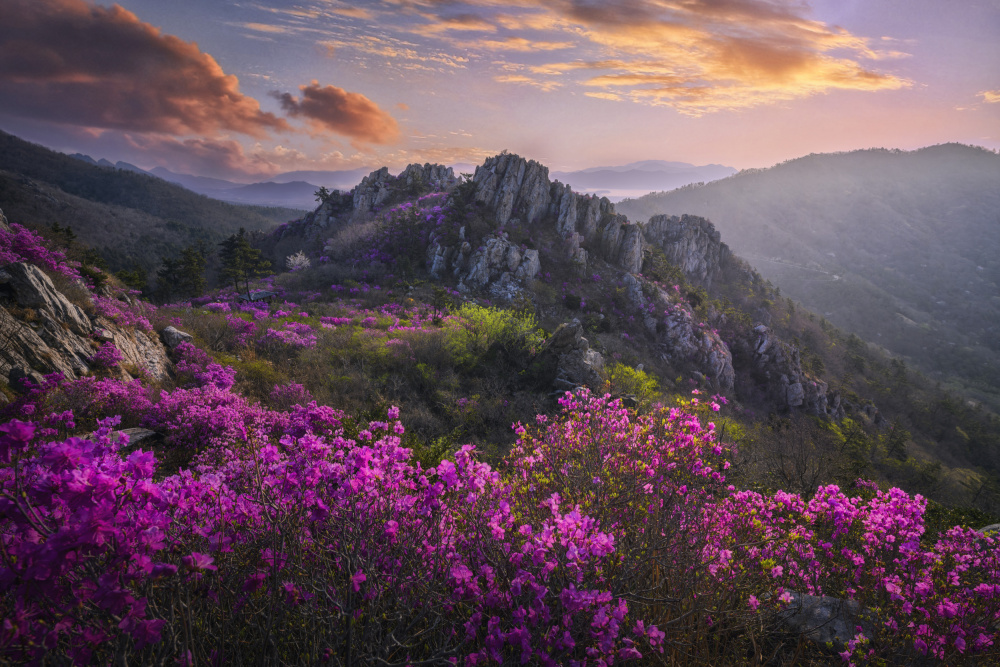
[1,0,998,181]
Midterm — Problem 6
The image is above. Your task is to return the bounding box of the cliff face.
[0,262,172,388]
[644,214,731,289]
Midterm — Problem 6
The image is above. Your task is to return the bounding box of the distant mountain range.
[0,131,302,275]
[66,154,736,208]
[617,144,1000,409]
[552,160,737,201]
[68,154,372,210]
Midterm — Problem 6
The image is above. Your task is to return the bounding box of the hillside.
[3,151,1000,664]
[616,145,1000,411]
[0,130,300,275]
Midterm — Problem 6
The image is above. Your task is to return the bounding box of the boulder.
[160,326,193,350]
[535,320,605,391]
[779,591,874,652]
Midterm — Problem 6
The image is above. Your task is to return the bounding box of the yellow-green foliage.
[446,303,544,366]
[603,362,660,405]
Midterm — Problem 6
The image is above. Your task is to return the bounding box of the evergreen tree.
[156,256,183,302]
[178,244,208,298]
[219,228,270,298]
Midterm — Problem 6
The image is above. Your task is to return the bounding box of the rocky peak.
[0,262,172,387]
[353,163,455,214]
[644,214,731,288]
[473,153,553,226]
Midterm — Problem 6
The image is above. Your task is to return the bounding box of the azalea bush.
[2,373,998,665]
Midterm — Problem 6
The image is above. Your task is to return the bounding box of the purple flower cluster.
[0,223,82,282]
[88,342,123,369]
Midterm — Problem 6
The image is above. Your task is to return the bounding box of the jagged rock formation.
[354,163,455,213]
[645,214,731,288]
[533,320,604,391]
[0,262,172,386]
[455,234,540,298]
[622,274,735,391]
[290,153,855,419]
[743,324,844,418]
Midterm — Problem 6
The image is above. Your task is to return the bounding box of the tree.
[115,263,148,293]
[156,256,183,302]
[219,228,271,298]
[178,244,208,298]
[285,251,311,272]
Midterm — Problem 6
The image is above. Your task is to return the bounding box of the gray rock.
[644,215,732,288]
[0,207,9,232]
[352,167,393,211]
[473,154,552,227]
[0,263,172,385]
[979,524,1000,536]
[4,262,92,336]
[535,320,605,390]
[779,591,874,652]
[600,216,645,274]
[621,274,735,391]
[160,326,193,350]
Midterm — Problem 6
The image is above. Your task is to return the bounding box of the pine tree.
[178,244,208,298]
[156,256,183,301]
[219,228,270,298]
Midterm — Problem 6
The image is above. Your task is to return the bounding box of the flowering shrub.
[173,342,236,390]
[0,223,82,281]
[2,365,999,665]
[92,295,153,332]
[88,342,122,370]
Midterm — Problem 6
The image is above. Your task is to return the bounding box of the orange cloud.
[0,0,289,137]
[981,90,1000,104]
[274,81,400,145]
[402,0,910,114]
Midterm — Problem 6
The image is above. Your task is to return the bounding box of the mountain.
[616,144,1000,410]
[267,168,372,187]
[148,166,244,193]
[551,160,737,201]
[0,129,301,276]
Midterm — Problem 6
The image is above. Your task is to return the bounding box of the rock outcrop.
[644,214,731,288]
[160,326,194,350]
[455,234,540,299]
[473,154,553,227]
[353,163,455,213]
[621,274,735,391]
[779,591,875,653]
[533,320,605,391]
[745,324,843,418]
[0,262,173,386]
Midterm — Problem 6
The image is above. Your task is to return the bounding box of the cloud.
[393,0,910,114]
[119,134,282,179]
[494,74,563,92]
[321,35,469,70]
[456,36,575,52]
[0,0,289,137]
[981,90,1000,104]
[274,81,400,145]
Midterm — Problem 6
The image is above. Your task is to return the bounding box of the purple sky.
[1,0,997,180]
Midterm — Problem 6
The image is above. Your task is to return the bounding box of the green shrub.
[603,363,660,406]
